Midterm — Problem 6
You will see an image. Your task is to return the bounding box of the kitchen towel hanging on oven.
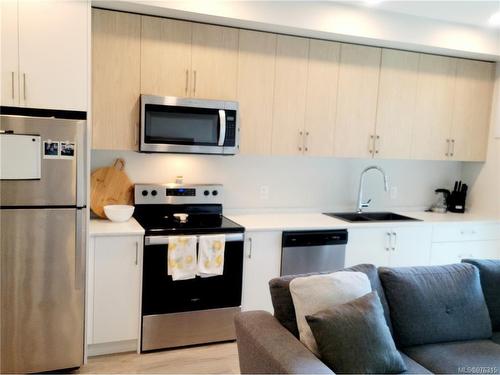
[167,236,197,281]
[197,234,226,278]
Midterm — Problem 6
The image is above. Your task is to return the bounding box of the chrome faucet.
[356,166,389,213]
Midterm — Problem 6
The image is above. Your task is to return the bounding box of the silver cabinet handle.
[391,231,397,251]
[135,241,139,265]
[445,139,450,157]
[247,237,253,259]
[385,232,391,251]
[375,135,380,155]
[298,131,303,152]
[450,139,455,157]
[22,73,26,101]
[193,70,197,96]
[185,69,189,96]
[304,131,309,152]
[11,72,15,99]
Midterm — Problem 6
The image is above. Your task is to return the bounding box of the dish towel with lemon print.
[167,236,197,281]
[197,234,226,277]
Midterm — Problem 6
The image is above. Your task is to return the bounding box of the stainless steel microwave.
[140,95,239,155]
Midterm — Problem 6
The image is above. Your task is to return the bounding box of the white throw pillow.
[289,271,372,356]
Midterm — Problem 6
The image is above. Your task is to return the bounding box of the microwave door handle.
[218,110,226,146]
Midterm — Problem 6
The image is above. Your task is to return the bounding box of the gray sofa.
[235,261,500,374]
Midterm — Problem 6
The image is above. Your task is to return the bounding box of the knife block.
[448,190,466,213]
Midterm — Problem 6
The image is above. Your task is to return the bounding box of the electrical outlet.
[390,186,398,200]
[260,185,269,200]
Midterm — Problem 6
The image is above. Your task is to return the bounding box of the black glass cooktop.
[134,204,244,236]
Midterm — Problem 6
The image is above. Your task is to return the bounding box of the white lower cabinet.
[430,241,500,265]
[87,235,143,356]
[430,222,500,265]
[241,231,282,313]
[345,226,432,267]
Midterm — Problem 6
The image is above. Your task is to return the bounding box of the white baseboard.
[88,339,138,357]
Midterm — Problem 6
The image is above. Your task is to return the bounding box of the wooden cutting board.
[90,158,134,218]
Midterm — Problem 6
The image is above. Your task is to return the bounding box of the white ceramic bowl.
[104,205,134,222]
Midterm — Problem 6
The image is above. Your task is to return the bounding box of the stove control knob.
[204,190,210,196]
[212,190,218,196]
[142,190,148,196]
[151,190,158,197]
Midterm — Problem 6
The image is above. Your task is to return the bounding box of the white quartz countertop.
[90,217,145,236]
[227,211,500,232]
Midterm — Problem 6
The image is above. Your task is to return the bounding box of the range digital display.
[166,188,196,197]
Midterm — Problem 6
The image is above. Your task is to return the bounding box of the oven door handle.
[145,233,244,246]
[217,109,226,146]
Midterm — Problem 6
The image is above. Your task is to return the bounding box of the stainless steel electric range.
[133,183,245,352]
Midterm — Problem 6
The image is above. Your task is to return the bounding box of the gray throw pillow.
[306,291,406,374]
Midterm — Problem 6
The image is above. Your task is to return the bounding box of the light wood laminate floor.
[78,342,240,374]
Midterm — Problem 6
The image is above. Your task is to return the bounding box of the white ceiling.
[347,0,500,28]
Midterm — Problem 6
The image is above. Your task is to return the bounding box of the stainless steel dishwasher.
[281,230,348,276]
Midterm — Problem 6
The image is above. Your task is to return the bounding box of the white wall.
[92,151,463,213]
[93,0,500,60]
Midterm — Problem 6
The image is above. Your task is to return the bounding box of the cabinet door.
[92,9,141,150]
[93,236,141,344]
[1,0,19,106]
[389,226,432,267]
[411,54,456,160]
[271,35,309,155]
[430,243,466,265]
[345,228,391,267]
[334,44,381,158]
[237,30,276,155]
[451,60,494,161]
[242,232,282,313]
[18,0,87,111]
[473,241,500,260]
[141,16,192,98]
[191,23,238,100]
[375,50,420,159]
[303,39,340,156]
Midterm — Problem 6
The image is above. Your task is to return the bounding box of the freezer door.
[0,115,86,206]
[1,208,85,373]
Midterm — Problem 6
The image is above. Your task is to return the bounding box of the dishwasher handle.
[282,230,348,247]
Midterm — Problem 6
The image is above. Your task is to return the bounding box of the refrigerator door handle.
[76,119,87,207]
[75,209,86,290]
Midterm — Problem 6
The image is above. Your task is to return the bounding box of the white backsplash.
[91,150,465,214]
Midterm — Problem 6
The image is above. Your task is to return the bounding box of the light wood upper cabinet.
[92,9,141,150]
[411,54,457,160]
[141,16,192,97]
[1,1,19,107]
[303,39,341,156]
[375,49,420,159]
[271,35,310,155]
[451,59,494,161]
[191,23,239,100]
[334,44,382,158]
[1,0,87,110]
[237,30,277,155]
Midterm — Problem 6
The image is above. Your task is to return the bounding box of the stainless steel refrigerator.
[0,114,86,373]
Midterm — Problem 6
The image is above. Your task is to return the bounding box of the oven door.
[142,233,244,316]
[140,95,238,155]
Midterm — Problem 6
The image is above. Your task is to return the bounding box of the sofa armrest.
[235,311,334,374]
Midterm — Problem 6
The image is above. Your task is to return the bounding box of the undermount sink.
[324,212,421,223]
